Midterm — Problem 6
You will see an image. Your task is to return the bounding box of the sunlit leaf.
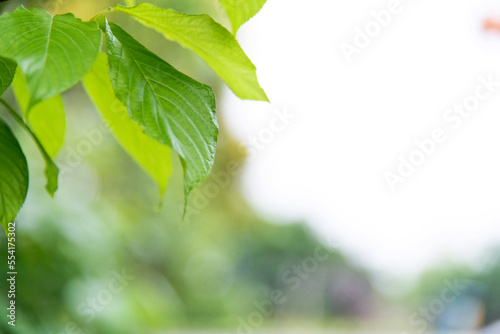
[109,3,268,101]
[218,0,267,34]
[0,6,101,108]
[0,56,16,96]
[0,119,28,235]
[83,53,173,198]
[104,21,218,205]
[12,69,65,158]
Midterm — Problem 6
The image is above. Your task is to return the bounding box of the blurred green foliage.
[0,1,373,333]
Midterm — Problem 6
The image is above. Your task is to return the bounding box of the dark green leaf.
[0,119,28,234]
[104,22,218,203]
[0,56,16,96]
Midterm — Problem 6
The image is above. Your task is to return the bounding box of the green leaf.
[104,21,218,204]
[109,3,268,102]
[0,6,101,108]
[0,57,16,97]
[83,53,173,197]
[42,159,59,197]
[218,0,267,34]
[0,99,59,197]
[12,68,65,158]
[0,119,28,234]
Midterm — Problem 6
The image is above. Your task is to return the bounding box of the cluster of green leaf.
[0,0,268,235]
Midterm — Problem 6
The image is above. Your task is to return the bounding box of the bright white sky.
[222,0,500,278]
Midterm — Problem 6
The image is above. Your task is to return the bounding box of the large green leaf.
[0,6,101,108]
[104,21,218,203]
[109,4,268,102]
[12,68,65,158]
[83,53,173,197]
[0,119,29,234]
[0,57,16,96]
[218,0,267,34]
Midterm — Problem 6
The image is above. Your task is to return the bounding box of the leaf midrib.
[40,14,54,74]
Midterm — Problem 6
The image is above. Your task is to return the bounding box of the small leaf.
[104,21,218,204]
[0,56,16,96]
[0,99,59,196]
[43,159,59,197]
[0,119,29,235]
[0,6,101,107]
[29,128,59,196]
[110,3,268,101]
[83,53,173,197]
[218,0,267,34]
[12,68,66,158]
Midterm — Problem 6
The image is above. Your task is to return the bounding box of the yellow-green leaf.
[218,0,267,34]
[109,3,268,102]
[0,99,59,197]
[12,69,65,158]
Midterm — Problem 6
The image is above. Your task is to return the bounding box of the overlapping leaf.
[0,57,16,96]
[83,53,173,197]
[0,99,59,196]
[12,69,65,158]
[218,0,267,34]
[0,6,101,108]
[0,119,28,234]
[109,4,268,101]
[104,21,218,202]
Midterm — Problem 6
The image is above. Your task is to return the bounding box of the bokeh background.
[1,0,500,333]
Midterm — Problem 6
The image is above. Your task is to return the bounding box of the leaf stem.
[89,0,136,21]
[89,7,113,21]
